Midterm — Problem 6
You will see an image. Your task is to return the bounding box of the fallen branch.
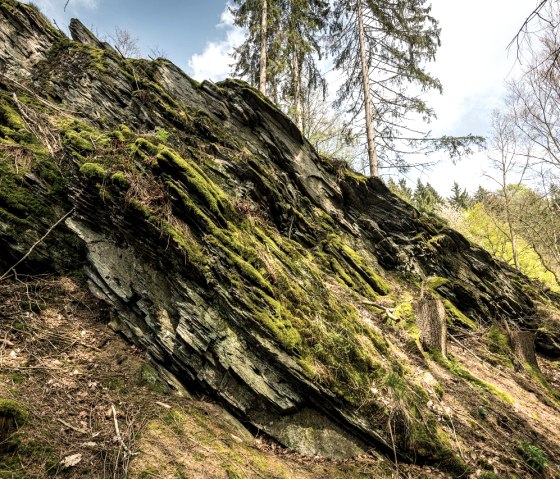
[12,93,61,156]
[362,300,398,321]
[111,404,124,449]
[448,334,482,362]
[5,365,63,371]
[0,208,75,282]
[57,418,89,435]
[448,334,510,379]
[111,404,136,456]
[69,339,103,352]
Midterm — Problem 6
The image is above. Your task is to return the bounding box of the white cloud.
[219,4,234,27]
[401,0,534,194]
[187,3,244,82]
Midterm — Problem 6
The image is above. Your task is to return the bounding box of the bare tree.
[508,0,560,69]
[504,2,560,284]
[514,178,560,284]
[110,27,141,59]
[484,111,530,270]
[148,45,168,60]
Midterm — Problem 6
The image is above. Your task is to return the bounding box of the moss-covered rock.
[1,3,559,474]
[140,363,170,395]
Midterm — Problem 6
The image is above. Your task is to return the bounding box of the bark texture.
[415,296,447,357]
[259,0,268,95]
[510,330,540,372]
[357,0,378,177]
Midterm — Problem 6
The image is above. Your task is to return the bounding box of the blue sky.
[30,0,230,73]
[28,0,536,194]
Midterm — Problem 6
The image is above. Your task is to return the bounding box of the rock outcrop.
[1,2,559,476]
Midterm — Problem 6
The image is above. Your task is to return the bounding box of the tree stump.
[0,400,27,450]
[0,414,16,443]
[510,330,541,373]
[414,296,447,358]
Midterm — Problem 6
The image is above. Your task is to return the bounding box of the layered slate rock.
[0,2,559,475]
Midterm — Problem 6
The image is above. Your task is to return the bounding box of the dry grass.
[0,276,151,478]
[0,276,446,479]
[4,275,558,478]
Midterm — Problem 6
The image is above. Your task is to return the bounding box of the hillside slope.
[0,2,559,477]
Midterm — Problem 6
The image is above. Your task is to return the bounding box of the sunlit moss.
[79,162,107,178]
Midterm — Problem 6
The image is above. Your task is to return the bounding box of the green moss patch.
[442,299,477,330]
[433,353,514,405]
[426,276,449,290]
[140,363,169,395]
[0,399,28,428]
[80,162,107,178]
[319,234,390,298]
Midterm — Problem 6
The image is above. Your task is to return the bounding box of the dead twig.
[0,208,75,282]
[12,93,62,156]
[111,405,125,450]
[56,418,89,435]
[69,339,103,352]
[362,300,398,321]
[0,72,77,115]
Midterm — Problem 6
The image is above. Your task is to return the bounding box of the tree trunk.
[414,297,447,358]
[292,51,303,131]
[0,410,19,451]
[510,330,541,372]
[502,174,520,270]
[357,0,379,177]
[259,0,268,95]
[0,415,15,441]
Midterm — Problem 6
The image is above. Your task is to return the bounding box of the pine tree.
[413,180,443,213]
[449,181,471,209]
[232,0,329,130]
[284,0,329,132]
[231,0,285,96]
[330,0,442,176]
[473,186,490,204]
[387,178,414,203]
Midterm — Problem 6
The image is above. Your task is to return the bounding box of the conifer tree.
[231,0,329,131]
[449,181,472,209]
[231,0,284,96]
[284,0,329,131]
[330,0,484,177]
[387,178,414,203]
[413,180,443,213]
[330,0,442,177]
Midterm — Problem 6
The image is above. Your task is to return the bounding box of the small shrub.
[155,127,170,143]
[518,440,548,472]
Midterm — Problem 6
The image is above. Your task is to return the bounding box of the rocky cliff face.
[1,2,560,477]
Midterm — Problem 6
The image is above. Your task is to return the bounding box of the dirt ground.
[0,276,559,478]
[0,276,447,479]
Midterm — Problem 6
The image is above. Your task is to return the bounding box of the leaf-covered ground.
[0,277,559,478]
